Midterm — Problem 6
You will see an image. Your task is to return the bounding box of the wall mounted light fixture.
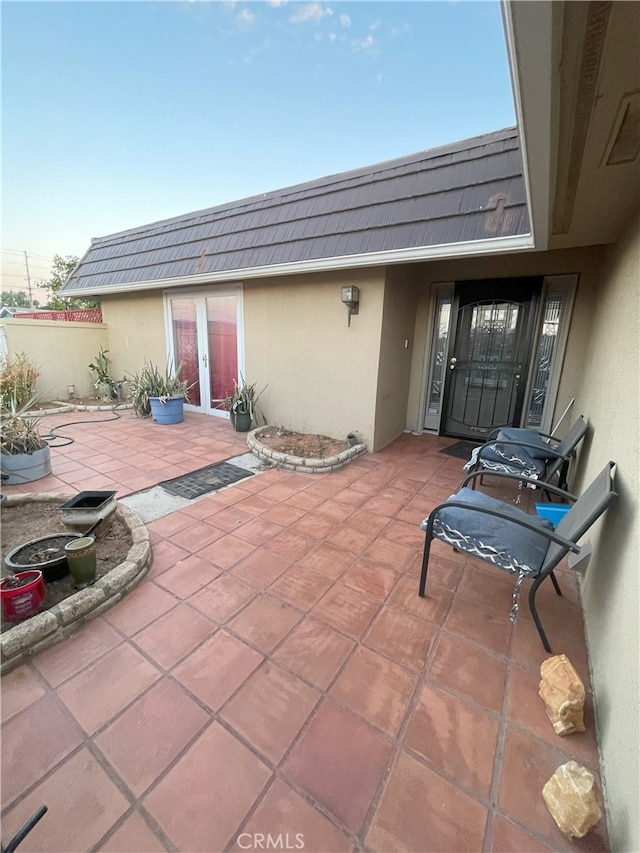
[341,286,359,327]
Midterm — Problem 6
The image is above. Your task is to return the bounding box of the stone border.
[247,426,367,473]
[1,493,151,674]
[52,401,134,413]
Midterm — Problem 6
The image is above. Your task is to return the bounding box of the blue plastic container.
[535,503,571,527]
[149,396,184,425]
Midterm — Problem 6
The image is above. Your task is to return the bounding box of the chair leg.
[549,571,562,597]
[529,577,552,653]
[419,535,433,597]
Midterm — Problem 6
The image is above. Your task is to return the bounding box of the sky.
[1,0,515,297]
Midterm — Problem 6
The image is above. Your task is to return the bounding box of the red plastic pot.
[1,571,45,622]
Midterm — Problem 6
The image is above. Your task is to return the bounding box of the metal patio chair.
[464,415,589,491]
[418,461,617,652]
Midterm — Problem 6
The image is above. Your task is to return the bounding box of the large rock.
[542,761,602,838]
[539,654,586,735]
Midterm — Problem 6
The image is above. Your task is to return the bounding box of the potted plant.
[224,377,266,432]
[0,391,52,484]
[126,361,191,424]
[88,347,117,401]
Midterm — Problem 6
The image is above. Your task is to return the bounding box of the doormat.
[159,461,254,500]
[439,440,482,460]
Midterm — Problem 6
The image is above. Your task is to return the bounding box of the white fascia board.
[63,233,534,298]
[502,0,553,251]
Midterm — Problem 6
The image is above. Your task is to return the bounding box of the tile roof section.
[63,127,530,294]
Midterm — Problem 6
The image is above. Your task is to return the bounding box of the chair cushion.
[421,487,554,577]
[464,443,547,478]
[497,428,556,460]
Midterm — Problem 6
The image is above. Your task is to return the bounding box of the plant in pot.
[0,391,52,484]
[223,377,266,432]
[127,361,191,424]
[88,347,117,401]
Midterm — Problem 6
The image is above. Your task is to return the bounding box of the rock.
[539,654,586,735]
[542,761,602,838]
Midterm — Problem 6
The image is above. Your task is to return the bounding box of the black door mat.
[159,461,254,499]
[439,440,482,460]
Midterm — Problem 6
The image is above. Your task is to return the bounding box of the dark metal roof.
[63,127,530,294]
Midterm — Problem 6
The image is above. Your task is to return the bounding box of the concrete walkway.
[1,410,608,852]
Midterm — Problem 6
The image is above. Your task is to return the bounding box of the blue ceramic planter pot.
[149,396,184,425]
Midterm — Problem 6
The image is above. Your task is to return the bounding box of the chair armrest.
[425,499,582,552]
[476,440,567,461]
[461,469,578,502]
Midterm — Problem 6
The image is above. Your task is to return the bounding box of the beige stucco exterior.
[100,294,167,381]
[0,319,108,400]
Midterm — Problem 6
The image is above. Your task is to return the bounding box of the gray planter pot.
[1,446,52,485]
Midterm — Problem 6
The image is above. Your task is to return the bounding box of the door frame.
[163,286,245,418]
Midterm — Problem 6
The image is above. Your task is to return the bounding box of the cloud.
[339,13,351,28]
[390,22,411,37]
[351,33,375,52]
[369,19,381,31]
[289,3,333,24]
[267,0,288,5]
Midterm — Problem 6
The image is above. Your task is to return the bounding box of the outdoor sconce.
[341,286,359,327]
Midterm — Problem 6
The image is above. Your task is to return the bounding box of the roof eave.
[62,233,534,298]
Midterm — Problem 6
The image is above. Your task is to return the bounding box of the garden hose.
[41,403,127,448]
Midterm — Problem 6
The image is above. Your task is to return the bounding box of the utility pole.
[24,251,33,307]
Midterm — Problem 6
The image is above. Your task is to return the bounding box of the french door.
[165,289,242,416]
[441,278,541,438]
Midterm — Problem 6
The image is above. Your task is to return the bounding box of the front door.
[442,278,541,438]
[166,290,242,416]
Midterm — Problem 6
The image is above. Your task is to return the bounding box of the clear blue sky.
[2,0,515,293]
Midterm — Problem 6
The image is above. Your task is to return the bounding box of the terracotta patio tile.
[144,721,271,852]
[230,548,290,587]
[31,617,123,687]
[498,726,609,851]
[283,699,392,833]
[172,630,263,710]
[311,583,380,639]
[405,681,499,798]
[104,580,178,636]
[457,564,519,614]
[98,812,168,852]
[444,594,513,657]
[228,594,303,652]
[1,694,84,807]
[133,602,215,669]
[362,536,416,573]
[340,558,400,600]
[292,510,340,539]
[95,678,210,796]
[234,492,278,516]
[0,664,46,722]
[284,490,326,511]
[196,531,257,568]
[201,503,256,531]
[506,664,600,768]
[266,527,317,561]
[364,607,436,671]
[341,508,390,536]
[221,662,320,763]
[230,778,353,852]
[2,748,130,853]
[274,618,355,689]
[153,552,222,599]
[512,616,592,685]
[260,482,306,503]
[388,573,453,625]
[366,750,487,853]
[234,515,284,546]
[296,541,355,579]
[57,643,161,734]
[260,501,308,526]
[331,646,418,736]
[378,517,425,550]
[167,519,225,553]
[145,539,190,578]
[429,632,508,713]
[488,814,557,852]
[359,493,405,518]
[269,565,333,610]
[325,522,378,554]
[147,510,199,538]
[189,573,256,623]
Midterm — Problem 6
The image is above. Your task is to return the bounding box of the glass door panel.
[207,295,238,411]
[171,298,201,406]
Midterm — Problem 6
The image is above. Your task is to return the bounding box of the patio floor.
[1,410,608,852]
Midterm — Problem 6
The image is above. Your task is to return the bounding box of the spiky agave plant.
[126,360,191,417]
[1,392,47,455]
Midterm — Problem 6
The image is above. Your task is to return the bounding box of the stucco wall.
[0,319,108,400]
[568,213,639,852]
[101,293,167,380]
[243,268,386,450]
[374,265,420,450]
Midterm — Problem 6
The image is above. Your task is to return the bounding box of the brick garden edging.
[0,493,151,674]
[247,426,367,472]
